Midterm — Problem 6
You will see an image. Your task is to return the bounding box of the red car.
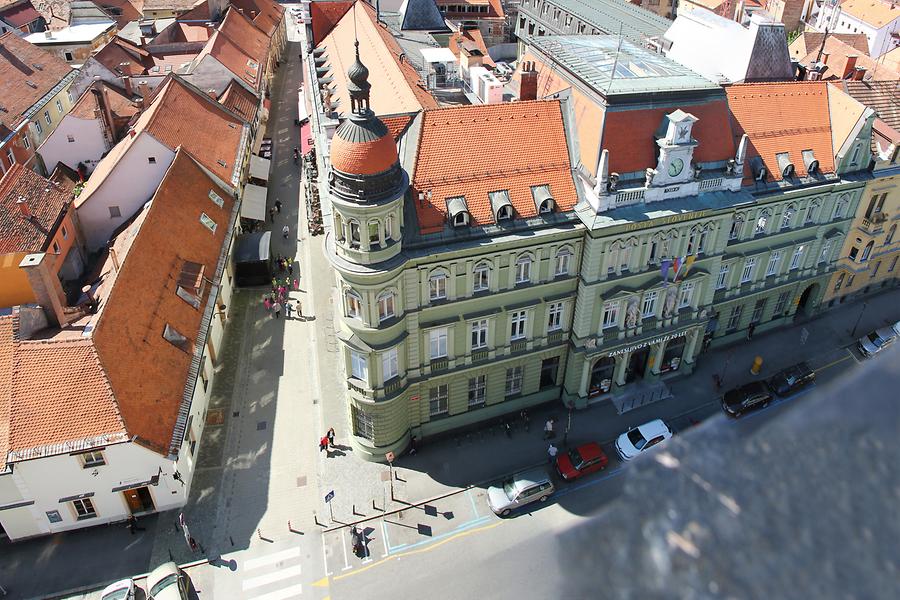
[556,442,609,481]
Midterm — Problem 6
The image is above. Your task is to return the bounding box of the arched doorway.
[589,356,615,397]
[625,347,651,384]
[795,283,819,320]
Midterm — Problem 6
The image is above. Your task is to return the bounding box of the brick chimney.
[519,61,538,101]
[853,66,867,80]
[842,55,858,79]
[122,75,133,96]
[17,196,31,218]
[138,81,150,109]
[821,51,830,65]
[19,253,70,328]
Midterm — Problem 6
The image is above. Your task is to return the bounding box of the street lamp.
[850,302,868,339]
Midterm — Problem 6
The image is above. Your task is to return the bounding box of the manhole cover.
[206,409,225,425]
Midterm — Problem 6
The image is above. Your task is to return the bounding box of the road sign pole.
[385,452,395,501]
[328,502,333,523]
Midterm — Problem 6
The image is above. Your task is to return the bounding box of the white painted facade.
[815,0,900,57]
[75,133,174,251]
[37,114,108,175]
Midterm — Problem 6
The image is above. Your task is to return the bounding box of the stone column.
[650,341,667,376]
[614,353,629,386]
[578,356,591,397]
[683,329,699,364]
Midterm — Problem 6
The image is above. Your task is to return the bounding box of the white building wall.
[0,442,185,541]
[37,116,107,174]
[76,133,175,251]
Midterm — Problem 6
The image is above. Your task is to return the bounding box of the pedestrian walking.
[520,409,530,432]
[288,263,294,277]
[273,301,282,319]
[747,324,756,340]
[275,200,282,214]
[282,225,290,239]
[327,427,335,448]
[543,419,555,440]
[269,206,276,223]
[127,515,145,535]
[409,435,418,455]
[285,301,294,319]
[547,443,558,464]
[263,296,271,312]
[319,436,328,453]
[296,301,303,318]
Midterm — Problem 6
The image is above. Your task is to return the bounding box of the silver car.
[857,327,896,357]
[100,579,135,600]
[487,468,555,517]
[147,562,189,600]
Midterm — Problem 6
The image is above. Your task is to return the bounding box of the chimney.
[138,81,150,110]
[19,253,70,328]
[207,88,217,99]
[854,66,867,80]
[109,246,120,272]
[99,85,118,145]
[519,61,538,101]
[140,35,147,47]
[842,54,858,79]
[44,30,52,39]
[821,51,830,65]
[122,75,132,96]
[17,196,31,218]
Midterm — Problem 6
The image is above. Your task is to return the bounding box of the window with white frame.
[805,202,819,224]
[510,310,527,340]
[780,206,796,230]
[818,240,832,264]
[56,99,63,114]
[471,319,488,349]
[686,231,698,255]
[754,211,769,235]
[726,304,743,331]
[35,121,42,135]
[648,239,659,262]
[368,221,380,245]
[886,224,896,245]
[790,245,806,270]
[555,249,572,276]
[72,498,97,520]
[377,291,395,321]
[384,215,394,241]
[678,282,694,308]
[766,250,782,276]
[349,221,361,246]
[429,328,448,359]
[641,290,658,317]
[832,197,848,219]
[505,366,523,395]
[353,407,374,440]
[547,302,563,331]
[716,264,730,289]
[602,300,619,329]
[429,272,447,300]
[619,243,632,271]
[468,375,486,407]
[861,240,874,261]
[473,263,490,292]
[729,215,744,240]
[774,291,791,315]
[78,450,105,468]
[345,289,362,319]
[44,110,51,125]
[428,384,449,416]
[607,244,620,274]
[382,347,399,381]
[515,255,532,284]
[350,350,368,381]
[5,148,14,165]
[741,257,757,283]
[21,136,29,150]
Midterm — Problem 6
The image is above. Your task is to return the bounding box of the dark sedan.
[767,362,815,397]
[721,381,773,417]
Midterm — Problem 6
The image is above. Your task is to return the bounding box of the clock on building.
[668,158,684,177]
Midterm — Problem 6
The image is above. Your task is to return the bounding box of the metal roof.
[528,35,719,96]
[538,0,670,41]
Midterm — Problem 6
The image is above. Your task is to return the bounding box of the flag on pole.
[681,255,696,279]
[673,256,683,279]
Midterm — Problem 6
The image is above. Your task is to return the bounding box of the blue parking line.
[467,488,480,519]
[386,515,492,552]
[381,518,391,555]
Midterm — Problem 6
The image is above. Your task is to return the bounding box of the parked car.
[100,579,135,600]
[487,468,555,516]
[891,320,900,338]
[556,442,608,481]
[147,562,190,600]
[615,419,672,461]
[767,362,816,397]
[722,380,773,417]
[857,327,896,357]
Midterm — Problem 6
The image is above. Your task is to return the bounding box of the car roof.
[875,326,896,338]
[575,442,604,460]
[512,468,551,490]
[636,419,668,437]
[147,561,179,586]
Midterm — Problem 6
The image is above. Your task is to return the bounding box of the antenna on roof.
[606,23,623,95]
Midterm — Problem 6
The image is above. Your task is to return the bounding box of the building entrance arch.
[795,283,819,320]
[589,356,616,396]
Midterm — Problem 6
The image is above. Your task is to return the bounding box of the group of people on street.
[319,427,336,453]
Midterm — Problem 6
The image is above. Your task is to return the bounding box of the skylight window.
[208,189,224,207]
[163,324,191,352]
[200,212,217,233]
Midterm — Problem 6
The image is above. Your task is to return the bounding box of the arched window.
[781,205,796,230]
[429,271,448,300]
[345,289,362,319]
[515,254,533,283]
[334,213,344,241]
[453,211,469,227]
[377,291,395,321]
[555,247,572,276]
[349,220,361,247]
[385,215,394,241]
[805,201,820,225]
[832,196,849,219]
[368,220,380,246]
[729,214,744,240]
[861,240,874,261]
[539,198,554,214]
[497,204,513,220]
[755,210,770,235]
[886,224,896,245]
[473,262,490,292]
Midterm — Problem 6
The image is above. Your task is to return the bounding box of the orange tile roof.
[601,100,736,175]
[0,32,73,133]
[331,133,399,175]
[726,81,836,182]
[0,316,12,470]
[797,36,894,81]
[218,5,269,69]
[412,100,577,233]
[310,0,352,46]
[93,36,153,75]
[202,28,262,91]
[449,28,495,67]
[840,0,900,28]
[218,78,259,122]
[70,81,139,122]
[231,0,285,37]
[97,0,144,28]
[92,149,234,455]
[381,114,414,141]
[0,164,72,254]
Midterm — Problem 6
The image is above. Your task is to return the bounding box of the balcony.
[861,212,888,234]
[384,378,402,395]
[471,349,490,362]
[510,339,527,353]
[548,330,564,344]
[430,357,449,372]
[348,381,366,395]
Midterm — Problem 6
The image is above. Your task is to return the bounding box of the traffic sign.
[385,451,395,463]
[324,490,335,503]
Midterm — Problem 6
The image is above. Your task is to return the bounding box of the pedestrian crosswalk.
[242,546,304,600]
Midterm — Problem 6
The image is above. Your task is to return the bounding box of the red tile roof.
[331,133,399,175]
[93,36,153,76]
[381,114,414,141]
[413,100,577,233]
[202,28,262,91]
[0,1,41,27]
[218,5,269,68]
[231,0,285,37]
[0,164,72,254]
[218,78,259,123]
[96,0,144,28]
[0,33,73,133]
[310,0,352,46]
[69,81,139,124]
[726,81,836,181]
[449,28,495,67]
[600,100,736,175]
[0,316,13,470]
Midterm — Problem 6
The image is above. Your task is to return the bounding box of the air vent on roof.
[25,80,37,89]
[216,159,226,167]
[31,63,43,71]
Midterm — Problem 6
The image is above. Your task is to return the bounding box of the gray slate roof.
[541,0,669,42]
[398,0,449,31]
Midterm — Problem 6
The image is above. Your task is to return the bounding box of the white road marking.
[341,530,351,570]
[322,535,333,577]
[242,565,304,590]
[245,583,304,600]
[243,547,301,570]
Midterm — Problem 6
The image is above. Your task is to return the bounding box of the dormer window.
[489,190,513,222]
[776,152,795,178]
[802,149,819,174]
[750,157,767,181]
[447,196,470,227]
[531,184,555,214]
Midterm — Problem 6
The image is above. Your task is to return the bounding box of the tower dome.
[329,41,404,202]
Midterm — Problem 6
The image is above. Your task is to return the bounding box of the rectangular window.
[871,260,881,278]
[109,205,121,218]
[555,251,571,276]
[429,384,449,416]
[22,136,29,150]
[547,302,563,331]
[773,291,791,315]
[175,285,201,309]
[350,350,368,381]
[726,304,743,331]
[471,319,488,349]
[505,366,523,396]
[766,251,782,276]
[540,357,559,388]
[716,264,730,289]
[382,347,399,381]
[642,290,658,317]
[515,258,531,284]
[729,217,742,239]
[199,213,217,233]
[377,293,394,321]
[52,241,60,254]
[353,407,374,441]
[510,310,527,340]
[473,264,489,291]
[818,240,832,265]
[44,110,52,125]
[62,225,68,239]
[741,257,757,283]
[602,301,619,329]
[345,291,361,319]
[78,450,105,468]
[678,282,695,308]
[35,121,43,135]
[790,245,806,270]
[368,222,379,244]
[429,328,448,359]
[834,272,845,291]
[750,298,767,325]
[889,256,898,272]
[846,273,855,287]
[56,99,63,113]
[148,156,156,164]
[6,148,14,166]
[72,498,97,520]
[429,274,447,300]
[66,134,75,143]
[209,190,224,207]
[468,375,486,407]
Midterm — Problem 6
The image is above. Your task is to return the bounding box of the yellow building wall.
[825,172,900,303]
[28,82,76,150]
[0,252,36,308]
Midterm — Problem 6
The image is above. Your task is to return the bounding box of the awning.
[241,184,267,221]
[301,122,312,154]
[249,155,270,180]
[298,91,309,122]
